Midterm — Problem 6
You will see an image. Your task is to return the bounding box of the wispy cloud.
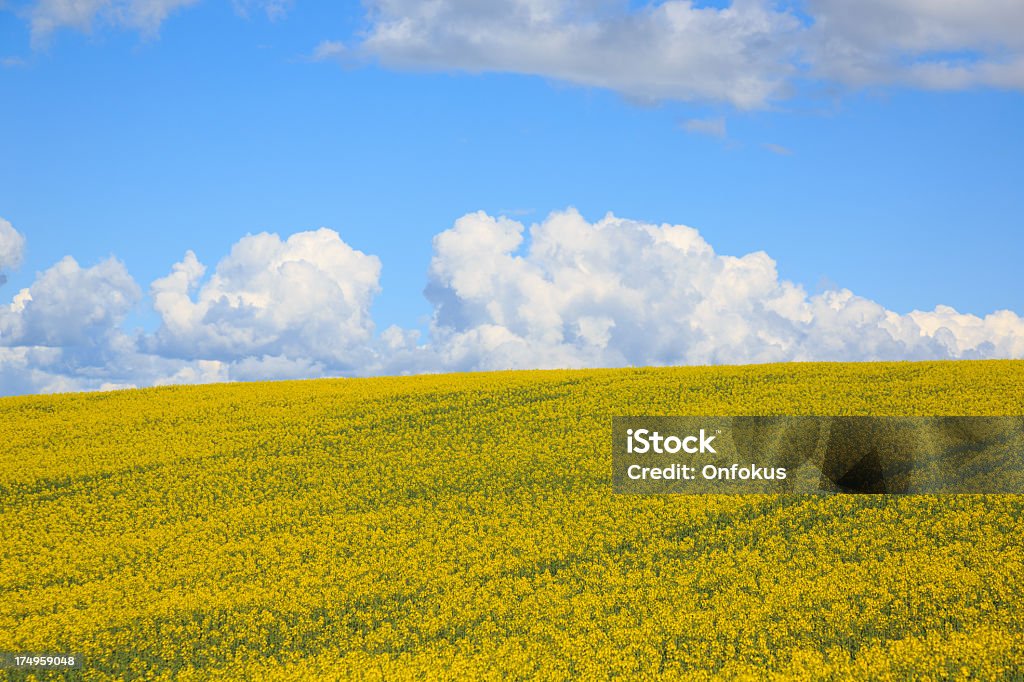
[762,143,793,156]
[308,40,346,62]
[682,117,727,138]
[231,0,292,22]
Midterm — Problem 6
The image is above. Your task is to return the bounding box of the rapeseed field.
[2,360,1023,680]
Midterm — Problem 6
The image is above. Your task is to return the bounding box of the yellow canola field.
[1,360,1023,680]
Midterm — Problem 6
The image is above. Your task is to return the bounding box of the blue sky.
[1,0,1023,394]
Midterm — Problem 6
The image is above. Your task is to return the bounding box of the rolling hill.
[2,360,1023,679]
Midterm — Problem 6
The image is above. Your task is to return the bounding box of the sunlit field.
[2,360,1023,680]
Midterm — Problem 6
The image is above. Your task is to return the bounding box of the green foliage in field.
[2,361,1023,680]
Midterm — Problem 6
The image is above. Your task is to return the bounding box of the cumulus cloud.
[147,228,382,370]
[0,255,140,347]
[909,306,1024,359]
[420,209,1024,369]
[0,218,26,274]
[0,223,389,395]
[0,345,73,396]
[0,246,150,394]
[1,210,1023,397]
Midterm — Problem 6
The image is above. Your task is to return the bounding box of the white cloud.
[0,224,386,394]
[909,306,1024,359]
[805,0,1024,90]
[147,228,382,370]
[0,218,26,273]
[359,0,802,109]
[26,0,283,43]
[0,255,140,347]
[29,0,199,43]
[420,209,1024,370]
[231,0,292,21]
[309,40,347,62]
[0,345,74,395]
[353,0,1024,107]
[1,210,1022,397]
[151,358,228,386]
[226,354,325,382]
[16,0,1024,105]
[0,246,150,395]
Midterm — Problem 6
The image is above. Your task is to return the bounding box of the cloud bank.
[1,209,1023,396]
[420,210,1024,369]
[355,0,1024,107]
[14,1,1024,106]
